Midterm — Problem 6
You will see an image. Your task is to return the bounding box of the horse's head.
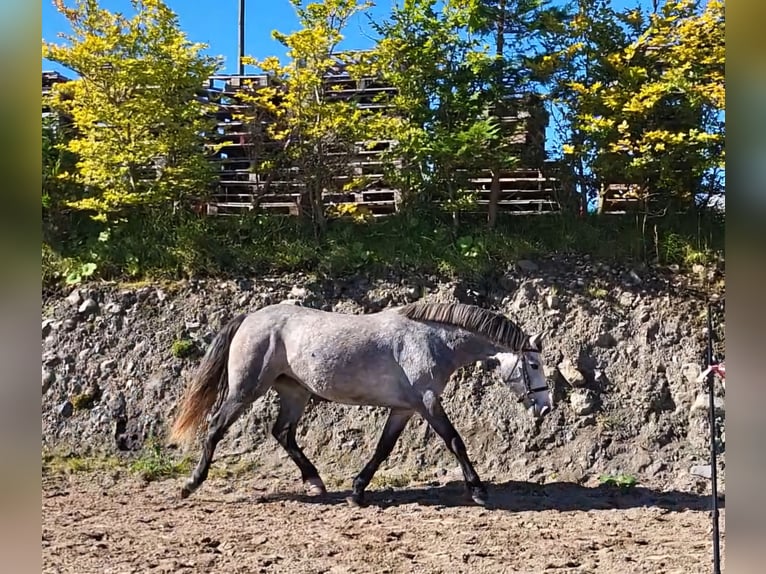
[483,332,553,421]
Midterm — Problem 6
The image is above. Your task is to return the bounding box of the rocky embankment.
[41,255,725,492]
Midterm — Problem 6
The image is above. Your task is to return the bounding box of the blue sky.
[43,0,401,76]
[42,0,646,77]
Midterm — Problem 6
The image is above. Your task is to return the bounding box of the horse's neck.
[439,326,501,368]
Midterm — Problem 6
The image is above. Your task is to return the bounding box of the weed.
[587,286,609,299]
[129,440,191,482]
[171,338,200,359]
[42,452,121,475]
[598,473,638,492]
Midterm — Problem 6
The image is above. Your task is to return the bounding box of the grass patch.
[128,440,192,482]
[370,471,419,489]
[171,338,200,359]
[598,473,639,492]
[42,207,724,287]
[42,452,121,475]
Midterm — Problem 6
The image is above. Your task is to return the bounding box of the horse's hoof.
[304,477,327,496]
[180,480,196,499]
[471,487,488,506]
[346,493,364,508]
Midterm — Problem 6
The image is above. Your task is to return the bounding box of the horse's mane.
[398,302,528,351]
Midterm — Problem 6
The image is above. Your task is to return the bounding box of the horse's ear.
[528,331,545,351]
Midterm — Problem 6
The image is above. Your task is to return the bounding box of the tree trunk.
[487,0,506,229]
[488,169,501,228]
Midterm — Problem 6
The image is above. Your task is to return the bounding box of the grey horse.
[169,301,553,506]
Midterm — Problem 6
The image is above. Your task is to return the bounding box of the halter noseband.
[514,349,549,403]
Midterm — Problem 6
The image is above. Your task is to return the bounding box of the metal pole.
[238,0,245,76]
[706,302,721,574]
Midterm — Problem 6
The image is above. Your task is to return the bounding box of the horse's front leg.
[347,408,413,507]
[418,390,487,506]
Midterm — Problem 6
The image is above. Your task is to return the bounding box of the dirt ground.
[42,469,725,574]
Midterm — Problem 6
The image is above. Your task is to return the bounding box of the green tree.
[540,0,724,213]
[373,0,508,226]
[43,0,221,223]
[240,0,395,237]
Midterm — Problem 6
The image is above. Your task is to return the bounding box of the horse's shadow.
[262,480,723,513]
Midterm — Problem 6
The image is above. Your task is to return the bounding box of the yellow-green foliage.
[546,0,724,209]
[237,0,399,232]
[43,0,221,222]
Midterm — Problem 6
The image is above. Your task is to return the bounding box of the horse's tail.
[168,313,248,450]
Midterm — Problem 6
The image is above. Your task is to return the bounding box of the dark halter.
[514,349,549,403]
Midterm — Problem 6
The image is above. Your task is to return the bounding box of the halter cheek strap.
[513,353,550,403]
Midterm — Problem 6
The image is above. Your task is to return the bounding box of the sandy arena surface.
[42,469,725,574]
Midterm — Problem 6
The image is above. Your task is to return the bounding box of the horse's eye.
[530,363,539,370]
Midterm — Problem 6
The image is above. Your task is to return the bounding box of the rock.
[618,292,634,307]
[691,393,725,416]
[290,286,309,299]
[78,298,99,316]
[628,270,642,285]
[596,332,618,348]
[404,286,421,302]
[66,289,83,306]
[279,299,301,306]
[692,264,705,275]
[104,302,123,315]
[156,289,168,302]
[42,319,54,338]
[63,318,78,331]
[57,401,74,418]
[681,363,702,384]
[690,464,712,479]
[557,359,586,387]
[237,293,250,307]
[517,260,539,273]
[185,321,201,330]
[42,368,55,394]
[569,389,596,416]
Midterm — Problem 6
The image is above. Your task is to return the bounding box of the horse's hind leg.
[272,377,325,496]
[418,390,487,506]
[181,395,247,498]
[347,408,413,507]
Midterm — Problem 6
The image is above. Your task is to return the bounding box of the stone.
[63,318,78,331]
[628,270,642,285]
[517,259,539,273]
[42,368,55,395]
[691,393,725,416]
[78,298,99,316]
[104,302,123,315]
[690,464,712,479]
[569,389,596,416]
[237,293,251,307]
[57,401,74,418]
[596,332,618,348]
[404,286,421,302]
[279,299,301,306]
[66,289,83,306]
[290,285,309,299]
[692,264,705,275]
[545,294,560,310]
[681,363,702,384]
[42,319,54,338]
[618,292,634,307]
[557,359,586,387]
